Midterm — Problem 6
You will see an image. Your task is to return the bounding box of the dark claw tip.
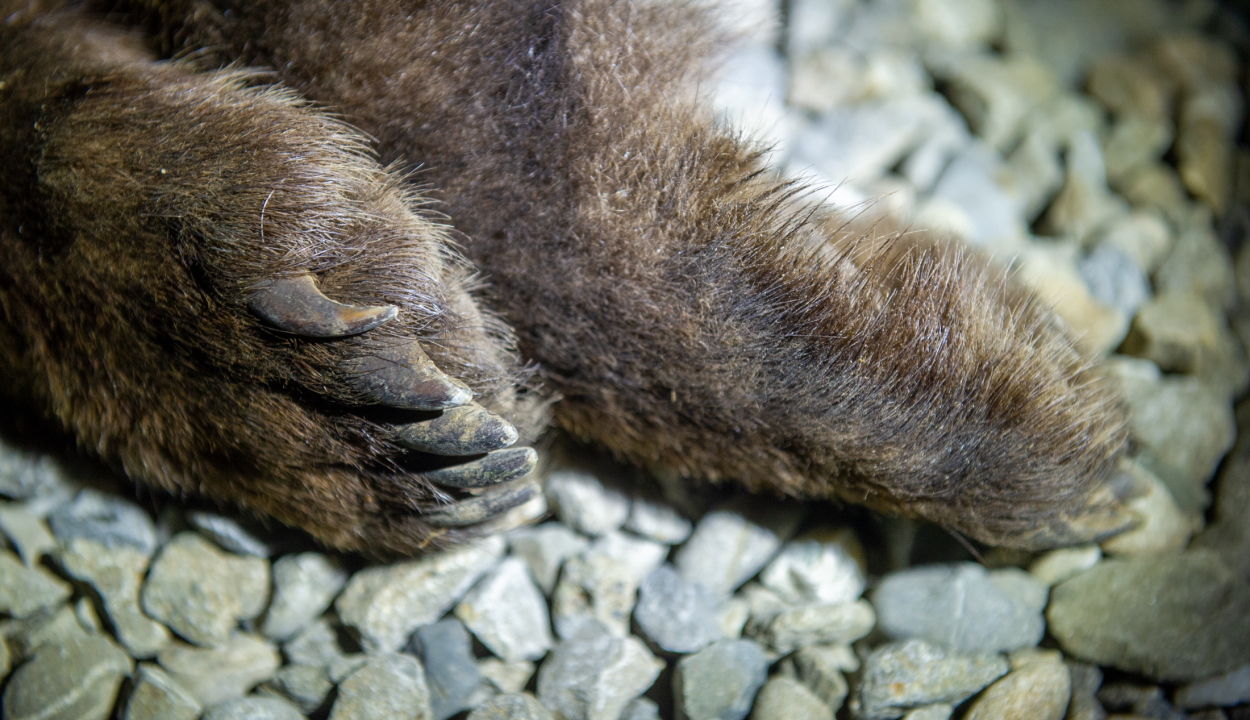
[424,447,538,489]
[397,404,519,456]
[349,340,473,410]
[249,274,397,338]
[424,481,540,527]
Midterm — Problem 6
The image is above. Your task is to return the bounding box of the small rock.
[635,564,723,654]
[158,633,281,707]
[1175,664,1250,709]
[1117,164,1190,223]
[759,531,865,606]
[456,557,551,662]
[936,54,1058,151]
[872,564,1046,654]
[1042,131,1129,242]
[718,597,750,639]
[626,498,693,544]
[478,658,535,694]
[1122,291,1248,398]
[124,663,203,720]
[587,531,669,583]
[1103,116,1173,184]
[1015,240,1128,355]
[552,551,639,638]
[963,649,1071,720]
[1097,683,1183,719]
[141,532,269,646]
[537,621,663,720]
[1097,211,1172,274]
[913,0,999,50]
[1004,130,1064,221]
[262,552,348,641]
[0,503,57,566]
[74,596,103,634]
[853,640,1009,720]
[1155,214,1236,312]
[792,95,936,183]
[258,664,333,715]
[410,619,483,720]
[674,501,801,597]
[1100,461,1197,556]
[3,634,134,720]
[1028,545,1101,586]
[509,523,590,594]
[335,536,504,653]
[0,549,71,618]
[1192,402,1250,576]
[1177,86,1239,214]
[759,599,875,654]
[1079,244,1151,318]
[0,438,79,506]
[282,618,344,668]
[750,676,832,720]
[621,697,662,720]
[1065,661,1106,720]
[47,489,157,554]
[902,706,953,720]
[327,654,369,684]
[203,697,306,720]
[1085,54,1172,121]
[188,511,275,558]
[5,604,90,660]
[467,693,554,720]
[59,537,171,657]
[328,653,432,720]
[793,645,851,710]
[674,639,768,720]
[545,471,630,536]
[926,142,1028,250]
[1048,550,1250,681]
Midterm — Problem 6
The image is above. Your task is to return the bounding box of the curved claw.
[249,275,397,337]
[349,340,473,410]
[424,481,540,527]
[423,447,537,489]
[397,404,519,456]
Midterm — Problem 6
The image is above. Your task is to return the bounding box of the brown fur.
[0,0,1131,552]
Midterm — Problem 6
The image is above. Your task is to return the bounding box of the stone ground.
[2,0,1250,719]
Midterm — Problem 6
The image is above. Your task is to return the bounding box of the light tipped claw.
[348,340,473,410]
[397,404,519,456]
[424,481,540,527]
[249,274,397,337]
[423,447,537,489]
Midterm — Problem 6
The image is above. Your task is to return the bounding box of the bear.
[0,0,1137,555]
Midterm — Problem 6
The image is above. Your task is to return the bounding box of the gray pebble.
[124,663,202,720]
[467,693,554,720]
[635,564,723,654]
[553,552,639,638]
[0,503,57,566]
[328,653,433,720]
[674,639,769,720]
[759,599,875,654]
[1080,244,1151,316]
[587,531,669,583]
[1048,550,1250,681]
[927,142,1024,248]
[5,604,90,660]
[158,633,281,707]
[335,537,504,653]
[411,618,483,720]
[282,618,344,668]
[477,657,535,694]
[537,621,663,720]
[258,664,333,714]
[327,653,370,684]
[758,534,865,605]
[48,489,156,554]
[455,556,552,662]
[0,549,71,618]
[0,438,79,505]
[674,502,802,597]
[59,537,171,657]
[626,497,693,544]
[793,645,850,710]
[1176,664,1250,709]
[872,564,1046,654]
[141,532,269,646]
[853,639,1009,719]
[262,552,348,641]
[1096,683,1183,719]
[621,697,662,720]
[188,511,275,558]
[3,634,134,720]
[509,523,590,594]
[750,676,832,720]
[203,696,307,720]
[546,471,630,536]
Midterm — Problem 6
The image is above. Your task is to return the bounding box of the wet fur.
[0,0,1130,552]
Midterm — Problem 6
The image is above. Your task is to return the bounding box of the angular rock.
[853,640,1009,720]
[124,663,203,720]
[1064,661,1106,720]
[158,633,281,707]
[793,645,851,710]
[1079,244,1150,318]
[537,621,663,720]
[188,511,275,558]
[1042,131,1128,242]
[509,523,589,594]
[282,618,344,668]
[0,503,57,566]
[3,634,134,720]
[329,653,432,720]
[1175,664,1250,709]
[335,537,504,653]
[587,531,669,583]
[759,532,865,606]
[258,664,333,715]
[203,696,306,720]
[926,142,1027,250]
[932,54,1058,151]
[626,497,693,544]
[1103,115,1173,184]
[141,532,269,646]
[621,697,661,720]
[674,501,801,597]
[478,658,535,694]
[552,552,639,638]
[59,537,171,657]
[1155,215,1236,311]
[456,557,552,662]
[47,489,157,554]
[872,564,1046,654]
[1086,53,1171,121]
[410,619,483,720]
[674,639,768,720]
[751,676,832,720]
[5,604,90,660]
[1048,550,1250,681]
[1027,545,1101,586]
[759,599,875,654]
[1123,291,1248,398]
[791,95,935,182]
[635,564,723,654]
[963,650,1071,720]
[262,552,348,641]
[913,0,999,50]
[545,471,630,537]
[1003,130,1063,221]
[467,693,554,720]
[0,549,71,618]
[0,437,79,506]
[1098,211,1172,274]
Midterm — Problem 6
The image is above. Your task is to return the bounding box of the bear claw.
[424,480,541,527]
[348,339,474,410]
[249,274,398,337]
[396,403,519,455]
[423,447,538,489]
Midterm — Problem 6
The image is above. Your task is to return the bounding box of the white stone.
[674,503,801,596]
[1176,664,1250,709]
[545,472,630,537]
[456,557,553,662]
[759,534,865,606]
[625,498,692,545]
[509,522,589,594]
[586,531,668,583]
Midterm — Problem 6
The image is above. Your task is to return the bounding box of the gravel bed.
[2,0,1250,718]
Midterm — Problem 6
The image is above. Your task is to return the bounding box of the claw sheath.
[249,274,397,337]
[423,447,537,488]
[397,404,519,455]
[424,481,540,527]
[348,340,473,410]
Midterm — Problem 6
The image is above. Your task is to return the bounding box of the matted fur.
[0,0,1131,552]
